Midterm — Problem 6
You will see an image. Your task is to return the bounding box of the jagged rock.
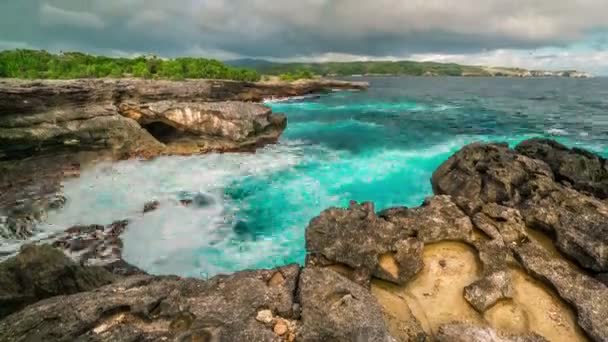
[432,142,555,206]
[380,195,474,243]
[432,142,608,272]
[50,220,145,276]
[142,200,160,213]
[436,323,548,342]
[0,155,75,241]
[0,78,365,161]
[513,240,608,342]
[464,240,513,312]
[306,201,423,286]
[297,267,390,342]
[0,264,300,342]
[472,203,528,245]
[519,186,608,272]
[0,244,115,319]
[516,138,608,199]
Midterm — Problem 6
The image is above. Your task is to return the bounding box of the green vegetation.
[230,59,491,77]
[278,69,314,81]
[0,49,260,81]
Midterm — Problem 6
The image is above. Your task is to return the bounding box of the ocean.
[39,76,608,277]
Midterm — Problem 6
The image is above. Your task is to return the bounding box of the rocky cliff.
[0,138,606,342]
[0,78,366,160]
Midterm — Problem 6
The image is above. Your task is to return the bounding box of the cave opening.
[141,121,182,144]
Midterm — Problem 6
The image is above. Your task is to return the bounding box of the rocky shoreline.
[0,78,367,243]
[0,138,606,341]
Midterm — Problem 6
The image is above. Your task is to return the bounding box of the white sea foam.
[546,128,569,136]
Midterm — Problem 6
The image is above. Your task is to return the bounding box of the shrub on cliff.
[0,49,261,82]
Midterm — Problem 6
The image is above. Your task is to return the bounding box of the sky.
[1,0,608,74]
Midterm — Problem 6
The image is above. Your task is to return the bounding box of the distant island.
[227,58,593,78]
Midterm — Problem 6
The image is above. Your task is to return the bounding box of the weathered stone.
[432,142,608,272]
[436,323,548,342]
[380,195,474,243]
[0,78,366,161]
[0,244,115,319]
[306,201,422,286]
[464,240,513,312]
[513,241,608,342]
[297,267,390,342]
[0,264,300,342]
[516,138,608,199]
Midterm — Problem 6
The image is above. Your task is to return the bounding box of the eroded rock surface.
[432,141,608,273]
[0,78,365,161]
[1,138,606,342]
[0,264,300,342]
[298,267,390,341]
[0,244,115,319]
[436,323,548,342]
[516,138,608,199]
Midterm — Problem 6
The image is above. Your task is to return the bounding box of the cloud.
[0,0,607,73]
[40,3,105,30]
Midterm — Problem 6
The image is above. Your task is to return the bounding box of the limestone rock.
[306,201,422,286]
[432,142,608,272]
[0,244,115,319]
[516,138,608,199]
[513,241,608,342]
[0,264,300,342]
[297,267,390,342]
[436,323,548,342]
[0,78,365,161]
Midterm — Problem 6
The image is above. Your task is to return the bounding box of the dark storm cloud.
[1,0,607,58]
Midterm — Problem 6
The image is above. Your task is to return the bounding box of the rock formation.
[1,139,607,342]
[0,78,366,242]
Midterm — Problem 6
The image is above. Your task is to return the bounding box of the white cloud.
[40,3,105,30]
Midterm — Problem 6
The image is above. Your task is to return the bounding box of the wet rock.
[142,200,160,213]
[513,240,608,342]
[0,156,73,241]
[297,267,390,342]
[436,323,548,342]
[0,264,300,342]
[0,244,115,319]
[52,220,135,273]
[306,201,422,286]
[516,138,608,199]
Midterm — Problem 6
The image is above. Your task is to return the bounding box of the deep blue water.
[40,77,608,277]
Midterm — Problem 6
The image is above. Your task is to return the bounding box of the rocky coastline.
[0,138,606,341]
[0,77,367,243]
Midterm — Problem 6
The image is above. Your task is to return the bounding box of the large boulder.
[0,244,115,319]
[516,138,608,199]
[432,142,608,272]
[306,201,423,286]
[297,267,390,341]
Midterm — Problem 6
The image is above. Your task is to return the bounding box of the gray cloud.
[0,0,607,59]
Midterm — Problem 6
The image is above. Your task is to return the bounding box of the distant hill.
[226,59,592,78]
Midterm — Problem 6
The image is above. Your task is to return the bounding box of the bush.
[279,69,314,81]
[0,49,261,81]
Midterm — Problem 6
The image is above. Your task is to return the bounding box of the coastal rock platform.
[1,138,606,341]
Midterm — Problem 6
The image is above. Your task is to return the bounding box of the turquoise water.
[42,77,608,277]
